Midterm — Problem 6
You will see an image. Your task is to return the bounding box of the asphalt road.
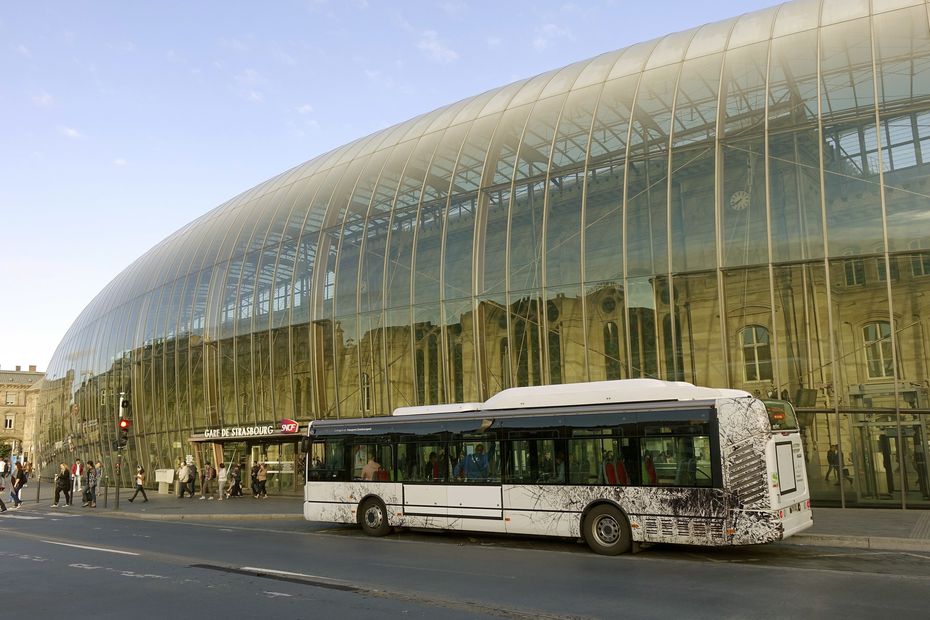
[2,505,929,619]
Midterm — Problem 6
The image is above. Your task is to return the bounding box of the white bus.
[302,379,812,555]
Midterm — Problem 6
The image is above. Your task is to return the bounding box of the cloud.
[58,126,83,139]
[235,68,263,85]
[16,44,32,58]
[532,23,573,51]
[296,104,314,115]
[32,92,54,107]
[486,36,502,49]
[417,30,458,63]
[246,90,264,103]
[272,45,297,67]
[113,158,128,166]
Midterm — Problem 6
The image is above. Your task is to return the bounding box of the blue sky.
[0,0,779,371]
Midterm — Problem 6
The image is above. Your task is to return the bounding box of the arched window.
[863,321,894,379]
[740,325,772,382]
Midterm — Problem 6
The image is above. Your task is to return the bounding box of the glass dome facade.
[39,0,930,506]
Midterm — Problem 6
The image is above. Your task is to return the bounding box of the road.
[2,505,929,619]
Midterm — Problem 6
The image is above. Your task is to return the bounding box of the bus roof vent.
[392,402,483,416]
[482,379,750,410]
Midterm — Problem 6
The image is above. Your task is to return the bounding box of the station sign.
[198,419,301,441]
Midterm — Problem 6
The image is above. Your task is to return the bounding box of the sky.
[0,0,780,372]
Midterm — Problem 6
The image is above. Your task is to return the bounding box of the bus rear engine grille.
[729,445,768,505]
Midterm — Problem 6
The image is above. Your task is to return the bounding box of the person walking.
[177,461,191,498]
[256,462,268,498]
[0,476,7,513]
[217,462,227,500]
[10,462,27,508]
[52,463,72,507]
[71,458,84,497]
[200,461,216,500]
[825,445,839,482]
[186,461,198,498]
[83,461,99,507]
[250,462,260,497]
[127,466,148,503]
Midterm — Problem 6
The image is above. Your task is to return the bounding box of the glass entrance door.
[252,442,299,495]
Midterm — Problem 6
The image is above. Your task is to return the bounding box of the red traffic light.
[118,418,131,430]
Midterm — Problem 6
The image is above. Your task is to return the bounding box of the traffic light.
[119,397,130,418]
[117,418,131,449]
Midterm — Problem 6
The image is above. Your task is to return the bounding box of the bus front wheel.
[583,504,632,555]
[358,498,391,536]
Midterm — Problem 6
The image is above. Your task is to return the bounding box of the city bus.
[301,379,812,555]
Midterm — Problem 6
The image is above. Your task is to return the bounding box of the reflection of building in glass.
[38,0,930,506]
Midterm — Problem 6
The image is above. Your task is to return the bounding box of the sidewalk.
[790,506,930,552]
[9,481,930,552]
[13,480,302,521]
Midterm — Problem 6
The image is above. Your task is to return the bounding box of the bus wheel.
[359,498,391,537]
[583,504,632,555]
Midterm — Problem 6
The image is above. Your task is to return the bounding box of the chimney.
[29,365,36,372]
[15,365,21,371]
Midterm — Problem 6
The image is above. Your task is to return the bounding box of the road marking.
[241,566,336,582]
[263,591,293,598]
[42,540,139,556]
[0,515,43,520]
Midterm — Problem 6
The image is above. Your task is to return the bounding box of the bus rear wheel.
[359,497,391,536]
[583,504,632,555]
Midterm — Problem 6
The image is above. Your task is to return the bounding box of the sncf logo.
[280,419,299,434]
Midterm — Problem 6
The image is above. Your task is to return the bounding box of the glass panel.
[385,307,414,409]
[443,299,477,403]
[768,30,825,262]
[724,268,772,392]
[477,296,510,396]
[414,305,443,405]
[627,65,678,277]
[585,74,637,284]
[875,6,930,252]
[413,124,468,306]
[444,114,500,301]
[586,282,626,380]
[479,104,534,296]
[358,144,415,314]
[721,42,770,267]
[821,18,883,257]
[546,286,586,385]
[358,310,387,415]
[385,133,442,310]
[627,277,659,378]
[670,53,723,272]
[674,271,725,387]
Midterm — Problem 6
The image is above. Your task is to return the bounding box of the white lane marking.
[241,566,340,582]
[263,591,293,598]
[42,540,139,556]
[0,515,44,520]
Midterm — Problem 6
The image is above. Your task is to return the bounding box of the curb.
[785,533,930,553]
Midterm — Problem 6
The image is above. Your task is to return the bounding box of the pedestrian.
[825,445,839,482]
[52,463,72,507]
[127,466,149,503]
[217,462,227,500]
[225,462,241,498]
[177,461,191,498]
[10,461,27,508]
[0,476,7,513]
[257,462,268,498]
[83,461,99,507]
[71,458,84,497]
[200,461,216,500]
[250,462,261,497]
[186,460,198,498]
[0,457,7,482]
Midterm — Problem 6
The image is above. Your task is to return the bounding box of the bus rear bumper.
[779,505,813,539]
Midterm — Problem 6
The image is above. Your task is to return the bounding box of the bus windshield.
[762,400,799,431]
